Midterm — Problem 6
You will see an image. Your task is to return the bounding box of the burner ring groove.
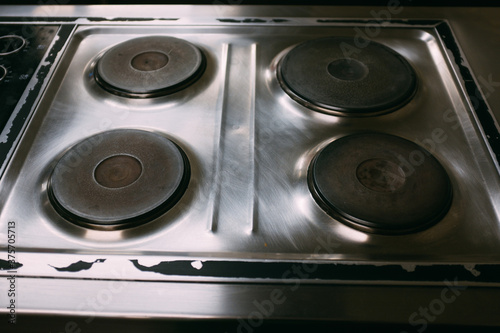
[308,133,452,234]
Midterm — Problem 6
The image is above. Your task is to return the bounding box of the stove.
[1,5,500,330]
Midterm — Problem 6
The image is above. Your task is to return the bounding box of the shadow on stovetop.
[3,317,499,333]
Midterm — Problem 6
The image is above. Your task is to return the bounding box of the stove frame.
[1,6,500,328]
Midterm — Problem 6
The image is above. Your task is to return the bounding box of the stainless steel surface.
[1,5,500,327]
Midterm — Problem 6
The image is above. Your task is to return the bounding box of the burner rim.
[92,153,144,189]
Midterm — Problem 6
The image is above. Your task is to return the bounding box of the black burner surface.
[48,129,190,230]
[95,36,205,98]
[278,37,417,116]
[308,133,452,234]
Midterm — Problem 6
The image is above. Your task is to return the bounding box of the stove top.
[277,36,417,115]
[1,6,500,327]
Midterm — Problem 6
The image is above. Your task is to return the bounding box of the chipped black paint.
[436,22,500,164]
[217,19,242,23]
[0,259,22,270]
[316,19,441,26]
[50,259,106,272]
[130,259,500,283]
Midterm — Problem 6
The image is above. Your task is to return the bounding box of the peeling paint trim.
[129,259,500,283]
[435,21,500,165]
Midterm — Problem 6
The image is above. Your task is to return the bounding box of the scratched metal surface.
[0,21,499,283]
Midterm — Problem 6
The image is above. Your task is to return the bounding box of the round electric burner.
[95,36,206,98]
[308,133,452,234]
[94,155,143,189]
[278,37,417,116]
[48,129,190,230]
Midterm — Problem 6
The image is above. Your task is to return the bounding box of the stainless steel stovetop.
[1,5,500,329]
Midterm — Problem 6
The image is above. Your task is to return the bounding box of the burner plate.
[95,36,205,98]
[309,133,452,234]
[278,37,417,116]
[48,129,190,230]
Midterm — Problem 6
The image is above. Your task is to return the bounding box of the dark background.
[1,0,499,6]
